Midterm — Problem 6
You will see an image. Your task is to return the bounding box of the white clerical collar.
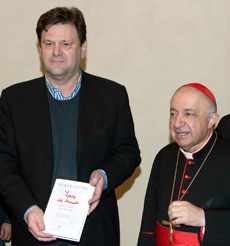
[180,132,213,159]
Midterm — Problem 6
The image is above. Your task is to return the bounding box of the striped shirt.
[45,68,82,100]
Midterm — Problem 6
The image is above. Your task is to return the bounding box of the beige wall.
[2,0,230,245]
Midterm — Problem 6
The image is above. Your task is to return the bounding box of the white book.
[43,179,95,242]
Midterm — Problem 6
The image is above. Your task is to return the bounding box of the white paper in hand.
[43,179,95,242]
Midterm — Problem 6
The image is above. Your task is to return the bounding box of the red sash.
[155,221,200,246]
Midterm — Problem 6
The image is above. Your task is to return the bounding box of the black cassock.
[138,132,230,246]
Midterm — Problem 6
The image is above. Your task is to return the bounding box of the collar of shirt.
[45,68,82,101]
[180,131,214,159]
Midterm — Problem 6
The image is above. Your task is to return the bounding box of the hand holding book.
[88,170,105,215]
[43,179,95,242]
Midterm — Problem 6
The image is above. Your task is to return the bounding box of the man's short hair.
[36,7,87,46]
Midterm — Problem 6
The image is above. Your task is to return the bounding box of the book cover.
[43,179,95,242]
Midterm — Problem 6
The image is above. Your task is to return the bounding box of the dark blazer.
[0,71,141,246]
[216,114,230,140]
[0,200,11,225]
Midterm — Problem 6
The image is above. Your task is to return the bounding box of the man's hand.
[27,206,56,242]
[168,201,205,227]
[0,223,11,241]
[88,170,105,215]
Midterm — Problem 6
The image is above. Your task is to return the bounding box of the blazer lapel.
[24,74,101,166]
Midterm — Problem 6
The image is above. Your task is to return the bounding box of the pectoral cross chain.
[162,220,180,244]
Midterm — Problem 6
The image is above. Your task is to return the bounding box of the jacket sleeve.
[0,90,37,227]
[0,202,11,224]
[100,86,141,194]
[216,114,230,140]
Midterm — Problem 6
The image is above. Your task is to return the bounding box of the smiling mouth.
[175,132,189,137]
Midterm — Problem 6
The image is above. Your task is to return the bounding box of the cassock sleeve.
[137,155,160,246]
[200,209,230,245]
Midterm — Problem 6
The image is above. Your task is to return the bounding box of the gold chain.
[170,131,217,203]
